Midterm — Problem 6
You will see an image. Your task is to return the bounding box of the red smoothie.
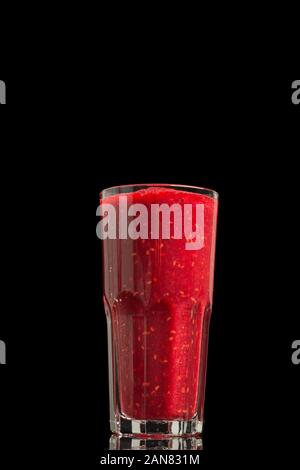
[101,186,218,422]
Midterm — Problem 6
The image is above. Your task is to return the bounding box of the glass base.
[109,434,203,450]
[110,415,203,437]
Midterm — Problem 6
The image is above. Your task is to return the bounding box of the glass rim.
[100,183,219,200]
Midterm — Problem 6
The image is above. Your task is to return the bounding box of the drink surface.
[101,187,218,421]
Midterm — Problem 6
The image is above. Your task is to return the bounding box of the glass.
[100,184,218,437]
[109,435,203,450]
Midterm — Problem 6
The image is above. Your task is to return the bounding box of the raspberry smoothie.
[101,185,218,432]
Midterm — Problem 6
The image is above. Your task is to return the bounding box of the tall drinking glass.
[99,184,218,436]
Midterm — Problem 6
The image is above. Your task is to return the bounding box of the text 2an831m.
[144,454,200,465]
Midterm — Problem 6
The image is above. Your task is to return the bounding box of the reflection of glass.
[101,184,218,436]
[109,435,203,450]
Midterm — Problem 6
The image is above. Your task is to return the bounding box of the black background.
[92,78,300,454]
[0,73,299,465]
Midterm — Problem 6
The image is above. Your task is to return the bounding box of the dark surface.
[0,74,299,465]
